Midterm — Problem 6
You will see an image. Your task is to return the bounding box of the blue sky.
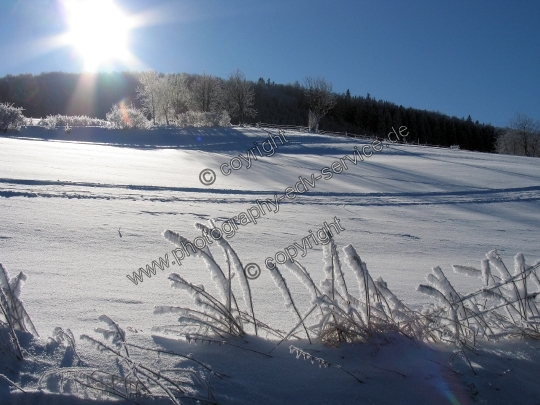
[0,0,539,127]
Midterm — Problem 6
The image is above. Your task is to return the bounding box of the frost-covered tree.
[155,75,175,126]
[223,69,257,124]
[496,127,520,155]
[511,113,540,157]
[136,70,160,126]
[189,73,223,113]
[160,73,189,125]
[0,102,25,133]
[496,113,540,157]
[137,72,189,126]
[304,76,337,133]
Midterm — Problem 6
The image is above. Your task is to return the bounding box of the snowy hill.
[1,125,540,404]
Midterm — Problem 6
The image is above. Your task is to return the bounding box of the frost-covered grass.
[156,225,261,340]
[0,263,37,361]
[419,251,540,344]
[40,316,219,404]
[3,233,539,404]
[156,224,540,349]
[1,264,220,403]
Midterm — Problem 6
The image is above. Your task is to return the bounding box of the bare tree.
[495,128,519,155]
[156,78,173,126]
[304,76,337,133]
[137,72,189,126]
[136,71,160,126]
[156,73,189,126]
[510,113,540,157]
[223,69,257,124]
[166,73,189,118]
[189,73,223,113]
[497,113,540,157]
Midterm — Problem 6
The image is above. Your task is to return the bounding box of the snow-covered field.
[1,126,540,404]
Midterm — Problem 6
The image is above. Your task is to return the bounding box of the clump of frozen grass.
[155,224,282,340]
[271,236,540,348]
[0,263,38,360]
[40,315,219,404]
[418,250,540,345]
[272,236,425,348]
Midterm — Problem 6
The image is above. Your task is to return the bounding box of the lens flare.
[119,100,130,127]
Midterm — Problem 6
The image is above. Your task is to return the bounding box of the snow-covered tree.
[136,70,160,126]
[223,69,257,124]
[496,113,540,157]
[496,127,519,155]
[137,72,189,126]
[189,73,223,113]
[155,75,175,126]
[0,102,25,133]
[160,73,189,125]
[510,113,540,157]
[304,76,337,133]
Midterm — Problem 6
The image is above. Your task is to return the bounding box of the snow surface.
[1,126,540,404]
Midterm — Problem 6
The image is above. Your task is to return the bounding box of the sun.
[63,0,133,71]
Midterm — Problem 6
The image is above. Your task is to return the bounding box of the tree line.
[252,79,498,152]
[0,72,140,119]
[0,70,503,152]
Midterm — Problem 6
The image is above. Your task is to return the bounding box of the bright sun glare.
[64,0,132,71]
